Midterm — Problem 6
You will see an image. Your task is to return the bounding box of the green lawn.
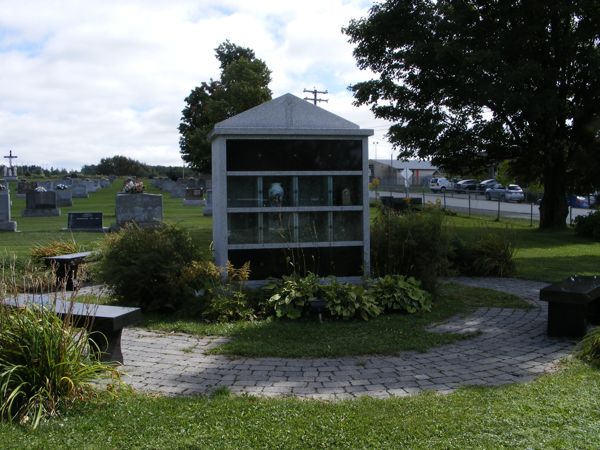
[2,181,600,447]
[1,361,598,449]
[0,178,211,257]
[143,283,530,357]
[445,214,600,282]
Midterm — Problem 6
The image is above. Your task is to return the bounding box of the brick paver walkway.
[120,277,576,399]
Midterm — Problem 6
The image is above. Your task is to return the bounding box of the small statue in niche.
[268,182,284,207]
[342,187,352,206]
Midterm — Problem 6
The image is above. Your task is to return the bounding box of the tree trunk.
[539,158,568,229]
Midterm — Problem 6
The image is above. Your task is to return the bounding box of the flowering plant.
[55,183,69,190]
[34,186,47,192]
[122,180,145,194]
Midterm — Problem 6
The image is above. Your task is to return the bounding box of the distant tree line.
[8,165,69,178]
[81,155,198,179]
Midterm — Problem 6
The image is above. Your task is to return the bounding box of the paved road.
[372,191,593,222]
[119,277,576,399]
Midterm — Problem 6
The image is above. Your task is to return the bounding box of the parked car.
[485,184,525,202]
[478,179,497,192]
[567,195,592,209]
[429,177,453,192]
[455,179,479,193]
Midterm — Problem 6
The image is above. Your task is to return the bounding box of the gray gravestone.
[16,180,36,198]
[22,191,60,217]
[72,184,89,198]
[55,187,73,207]
[115,193,163,229]
[203,189,212,216]
[0,189,17,231]
[68,212,104,231]
[183,187,205,206]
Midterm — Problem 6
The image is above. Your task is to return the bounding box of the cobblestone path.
[120,277,576,399]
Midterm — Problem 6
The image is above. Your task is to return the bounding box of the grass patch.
[445,214,600,282]
[139,283,530,358]
[0,361,599,448]
[0,179,211,258]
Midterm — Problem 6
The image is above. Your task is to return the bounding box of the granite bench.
[539,275,600,337]
[3,296,141,363]
[44,251,93,290]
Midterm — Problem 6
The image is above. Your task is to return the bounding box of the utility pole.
[303,87,328,105]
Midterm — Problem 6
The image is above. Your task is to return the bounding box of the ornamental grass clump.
[577,327,600,368]
[370,206,450,291]
[0,273,119,429]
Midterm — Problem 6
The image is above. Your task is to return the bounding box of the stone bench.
[2,297,141,363]
[44,251,93,290]
[539,275,600,337]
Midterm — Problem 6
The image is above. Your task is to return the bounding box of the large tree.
[179,41,272,173]
[345,1,600,228]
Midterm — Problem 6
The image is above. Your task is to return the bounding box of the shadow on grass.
[515,255,600,283]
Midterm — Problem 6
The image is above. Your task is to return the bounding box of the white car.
[485,184,525,202]
[429,177,453,192]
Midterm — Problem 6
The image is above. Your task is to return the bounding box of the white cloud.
[0,0,394,170]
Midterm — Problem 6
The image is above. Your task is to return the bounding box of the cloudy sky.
[0,0,396,171]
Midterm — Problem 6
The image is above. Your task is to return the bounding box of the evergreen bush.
[574,210,600,241]
[95,224,204,312]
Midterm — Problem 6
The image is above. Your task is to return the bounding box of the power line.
[303,87,328,105]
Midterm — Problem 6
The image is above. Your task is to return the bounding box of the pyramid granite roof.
[208,93,373,139]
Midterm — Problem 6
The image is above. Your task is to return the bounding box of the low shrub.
[0,302,118,428]
[574,210,600,241]
[368,275,432,314]
[95,224,205,312]
[321,279,381,321]
[200,262,255,323]
[263,272,320,319]
[577,327,600,367]
[370,206,450,291]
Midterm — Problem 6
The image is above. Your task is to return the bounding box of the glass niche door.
[227,175,362,208]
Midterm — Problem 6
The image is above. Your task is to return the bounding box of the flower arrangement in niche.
[122,180,145,194]
[55,183,69,190]
[0,184,6,191]
[34,186,47,193]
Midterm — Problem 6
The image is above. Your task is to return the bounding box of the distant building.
[368,159,441,187]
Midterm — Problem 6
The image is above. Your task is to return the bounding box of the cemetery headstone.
[72,183,89,198]
[16,180,36,198]
[183,187,205,206]
[0,185,17,231]
[22,190,60,217]
[114,193,163,229]
[169,184,186,198]
[203,189,212,216]
[55,185,73,207]
[67,212,104,231]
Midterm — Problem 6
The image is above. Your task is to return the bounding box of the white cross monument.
[3,150,18,180]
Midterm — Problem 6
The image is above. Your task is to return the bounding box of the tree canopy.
[345,0,600,228]
[178,41,272,173]
[86,155,151,177]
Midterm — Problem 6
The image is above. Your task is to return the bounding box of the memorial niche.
[225,140,364,278]
[211,93,372,280]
